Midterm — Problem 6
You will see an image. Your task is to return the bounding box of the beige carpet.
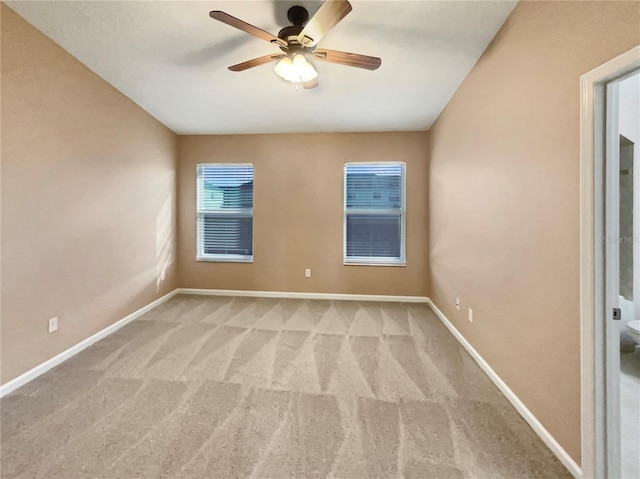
[1,295,571,478]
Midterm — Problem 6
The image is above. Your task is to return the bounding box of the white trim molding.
[580,45,640,479]
[427,298,582,478]
[177,288,428,303]
[0,289,178,398]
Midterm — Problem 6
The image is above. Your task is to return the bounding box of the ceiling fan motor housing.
[277,6,309,50]
[277,25,304,43]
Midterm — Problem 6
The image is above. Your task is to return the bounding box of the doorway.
[605,71,640,479]
[580,46,640,479]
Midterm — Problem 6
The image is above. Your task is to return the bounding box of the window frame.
[343,162,407,266]
[196,162,254,263]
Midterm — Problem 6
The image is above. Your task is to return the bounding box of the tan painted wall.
[428,0,640,464]
[1,5,178,384]
[178,132,429,296]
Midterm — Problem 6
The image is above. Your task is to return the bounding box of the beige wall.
[428,0,640,465]
[178,132,429,296]
[1,5,178,384]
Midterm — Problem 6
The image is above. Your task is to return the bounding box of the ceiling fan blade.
[313,49,381,70]
[228,54,286,72]
[209,11,287,48]
[297,0,352,48]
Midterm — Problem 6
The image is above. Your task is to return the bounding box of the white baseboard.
[0,289,178,398]
[426,298,582,479]
[177,288,428,303]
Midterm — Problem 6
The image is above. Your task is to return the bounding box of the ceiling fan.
[209,0,381,89]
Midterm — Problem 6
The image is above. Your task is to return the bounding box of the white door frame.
[580,45,640,479]
[604,75,624,478]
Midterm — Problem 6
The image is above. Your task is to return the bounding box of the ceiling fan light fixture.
[274,54,318,83]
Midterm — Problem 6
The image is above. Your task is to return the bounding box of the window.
[344,162,406,265]
[196,164,253,262]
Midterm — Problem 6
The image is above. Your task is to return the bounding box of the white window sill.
[197,255,253,263]
[344,259,406,267]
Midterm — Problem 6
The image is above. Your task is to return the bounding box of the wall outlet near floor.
[468,309,473,323]
[48,317,58,333]
[455,297,460,310]
[305,268,311,278]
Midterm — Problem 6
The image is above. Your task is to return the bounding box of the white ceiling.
[6,1,517,135]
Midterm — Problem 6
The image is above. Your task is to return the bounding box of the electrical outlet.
[48,317,58,333]
[305,268,311,278]
[455,297,460,311]
[468,309,473,323]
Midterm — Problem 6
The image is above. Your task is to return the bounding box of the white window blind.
[196,164,253,262]
[344,162,406,265]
